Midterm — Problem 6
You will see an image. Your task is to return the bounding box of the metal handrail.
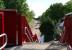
[25,27,31,42]
[25,27,33,42]
[0,33,7,50]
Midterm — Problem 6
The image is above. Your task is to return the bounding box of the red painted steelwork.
[17,15,34,45]
[0,9,17,46]
[0,9,38,47]
[61,14,72,47]
[0,12,4,50]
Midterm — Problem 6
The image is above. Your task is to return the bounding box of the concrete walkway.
[5,41,67,50]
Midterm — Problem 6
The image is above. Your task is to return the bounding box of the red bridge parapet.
[0,9,38,50]
[60,12,72,47]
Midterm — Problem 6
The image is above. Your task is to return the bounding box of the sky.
[27,0,70,18]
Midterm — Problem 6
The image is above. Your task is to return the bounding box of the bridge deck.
[5,41,67,50]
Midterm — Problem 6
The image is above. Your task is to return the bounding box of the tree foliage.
[40,3,64,24]
[3,0,16,9]
[39,20,54,42]
[0,0,5,9]
[3,0,34,22]
[39,1,72,42]
[64,0,72,14]
[48,3,64,23]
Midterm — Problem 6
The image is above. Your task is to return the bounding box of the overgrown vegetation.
[0,0,34,22]
[39,0,72,42]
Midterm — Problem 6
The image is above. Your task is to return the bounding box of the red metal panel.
[0,12,4,50]
[23,16,33,41]
[4,10,17,46]
[17,14,29,45]
[22,16,32,42]
[61,15,72,47]
[17,15,38,45]
[17,14,22,45]
[0,9,39,46]
[32,34,38,42]
[17,15,33,45]
[0,9,17,46]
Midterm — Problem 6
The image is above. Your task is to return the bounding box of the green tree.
[0,0,5,9]
[16,0,28,14]
[39,3,64,42]
[3,0,34,22]
[39,19,55,42]
[40,3,64,24]
[64,0,72,14]
[3,0,16,9]
[48,3,64,23]
[27,11,35,22]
